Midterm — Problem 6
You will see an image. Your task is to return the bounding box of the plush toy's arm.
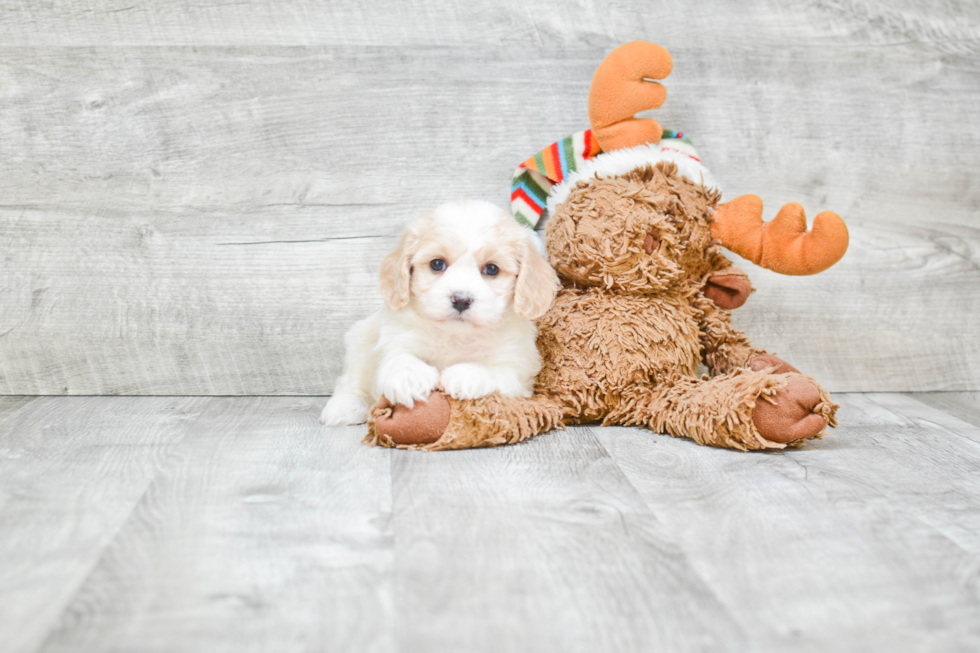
[693,294,766,376]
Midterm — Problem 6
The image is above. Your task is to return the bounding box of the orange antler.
[711,195,849,275]
[588,41,673,152]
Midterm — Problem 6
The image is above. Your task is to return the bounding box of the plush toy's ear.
[514,235,560,320]
[704,267,753,310]
[379,224,420,310]
[588,41,673,152]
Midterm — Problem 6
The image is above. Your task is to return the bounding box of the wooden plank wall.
[0,0,978,394]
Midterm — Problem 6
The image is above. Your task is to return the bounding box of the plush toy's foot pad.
[753,376,833,444]
[366,392,451,447]
[749,353,800,375]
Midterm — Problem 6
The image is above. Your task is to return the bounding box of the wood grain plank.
[594,394,980,653]
[0,0,976,50]
[864,392,980,448]
[1,44,978,227]
[0,396,211,653]
[912,392,980,428]
[390,427,748,653]
[0,5,978,394]
[0,206,393,395]
[2,393,979,650]
[1,206,974,393]
[36,398,393,653]
[0,396,38,424]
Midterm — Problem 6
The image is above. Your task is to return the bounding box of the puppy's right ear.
[380,225,419,310]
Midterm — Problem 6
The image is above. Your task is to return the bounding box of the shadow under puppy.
[321,199,560,427]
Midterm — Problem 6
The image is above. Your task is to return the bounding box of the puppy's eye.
[482,263,499,277]
[430,259,447,272]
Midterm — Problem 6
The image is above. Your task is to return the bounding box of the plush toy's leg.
[606,369,838,451]
[693,294,766,376]
[363,392,564,451]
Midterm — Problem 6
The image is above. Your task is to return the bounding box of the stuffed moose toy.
[366,41,848,451]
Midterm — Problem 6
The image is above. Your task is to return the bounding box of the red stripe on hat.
[660,146,701,162]
[545,142,562,183]
[511,187,545,213]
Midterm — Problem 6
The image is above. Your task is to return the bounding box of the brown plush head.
[546,163,723,294]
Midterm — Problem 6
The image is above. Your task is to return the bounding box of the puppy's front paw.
[378,354,440,409]
[441,363,498,400]
[321,394,369,426]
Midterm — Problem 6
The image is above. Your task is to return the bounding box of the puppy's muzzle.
[450,293,474,313]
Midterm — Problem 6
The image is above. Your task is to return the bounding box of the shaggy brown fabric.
[607,370,838,450]
[546,164,722,295]
[368,393,563,451]
[427,394,564,451]
[607,369,787,450]
[535,287,702,423]
[365,162,839,451]
[693,294,765,376]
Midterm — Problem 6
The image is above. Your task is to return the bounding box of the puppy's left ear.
[514,234,560,320]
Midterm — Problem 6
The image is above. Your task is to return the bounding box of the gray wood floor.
[1,394,978,653]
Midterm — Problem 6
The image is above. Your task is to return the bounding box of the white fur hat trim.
[546,140,720,215]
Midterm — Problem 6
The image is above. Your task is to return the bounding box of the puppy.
[321,199,560,426]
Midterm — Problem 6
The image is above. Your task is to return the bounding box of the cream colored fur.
[321,200,559,426]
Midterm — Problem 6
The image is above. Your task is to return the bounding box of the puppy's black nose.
[451,293,473,313]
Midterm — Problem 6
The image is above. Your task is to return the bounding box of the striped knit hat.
[511,129,705,228]
[511,129,601,228]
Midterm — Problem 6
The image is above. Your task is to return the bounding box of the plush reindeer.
[365,41,848,451]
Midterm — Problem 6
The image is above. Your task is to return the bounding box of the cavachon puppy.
[321,199,560,426]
